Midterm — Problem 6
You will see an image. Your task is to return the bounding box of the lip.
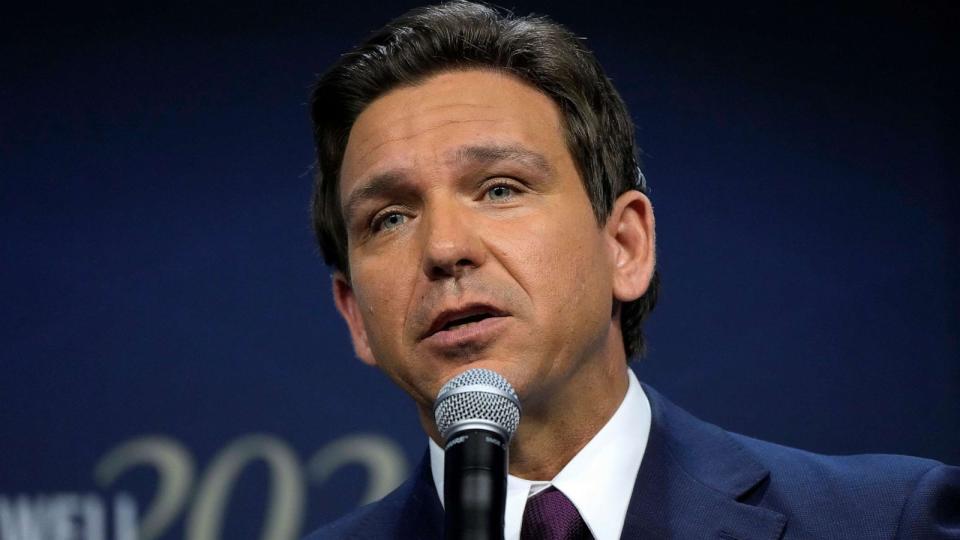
[420,303,510,345]
[421,314,510,350]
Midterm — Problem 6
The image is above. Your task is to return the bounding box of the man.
[304,2,958,538]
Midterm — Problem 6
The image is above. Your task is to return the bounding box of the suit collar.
[401,383,787,539]
[622,383,787,539]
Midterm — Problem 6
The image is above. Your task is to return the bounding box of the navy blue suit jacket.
[306,384,959,539]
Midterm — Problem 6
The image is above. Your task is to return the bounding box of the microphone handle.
[443,429,508,540]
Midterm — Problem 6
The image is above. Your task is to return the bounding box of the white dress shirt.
[430,370,651,540]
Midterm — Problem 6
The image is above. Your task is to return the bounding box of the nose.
[421,201,486,280]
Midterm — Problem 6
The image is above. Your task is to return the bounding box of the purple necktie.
[520,487,593,540]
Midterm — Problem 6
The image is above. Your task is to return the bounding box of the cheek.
[547,223,611,324]
[496,214,610,315]
[350,258,415,349]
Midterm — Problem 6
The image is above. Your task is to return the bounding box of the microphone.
[434,368,521,540]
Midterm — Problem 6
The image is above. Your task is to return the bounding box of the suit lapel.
[394,453,444,539]
[622,384,787,540]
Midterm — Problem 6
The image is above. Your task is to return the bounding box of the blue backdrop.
[2,2,956,539]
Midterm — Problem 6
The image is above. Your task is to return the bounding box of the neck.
[507,356,629,480]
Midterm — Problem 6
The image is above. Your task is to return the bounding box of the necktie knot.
[520,487,593,540]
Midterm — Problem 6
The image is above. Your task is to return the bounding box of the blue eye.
[376,212,407,232]
[487,184,515,201]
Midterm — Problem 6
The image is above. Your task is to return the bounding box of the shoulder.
[729,430,960,538]
[302,497,400,540]
[304,494,403,540]
[640,383,959,538]
[731,430,945,490]
[302,453,443,540]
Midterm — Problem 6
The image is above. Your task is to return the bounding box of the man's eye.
[486,184,516,201]
[374,212,407,232]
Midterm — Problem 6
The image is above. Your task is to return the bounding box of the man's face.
[333,69,651,427]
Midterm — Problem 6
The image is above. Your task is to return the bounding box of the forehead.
[340,69,568,196]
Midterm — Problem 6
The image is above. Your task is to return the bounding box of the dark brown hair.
[310,1,660,358]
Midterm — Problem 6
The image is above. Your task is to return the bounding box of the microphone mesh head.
[433,368,521,442]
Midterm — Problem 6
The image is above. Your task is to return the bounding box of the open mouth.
[440,312,494,331]
[425,305,506,339]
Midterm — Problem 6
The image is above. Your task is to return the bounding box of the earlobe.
[332,272,377,367]
[607,190,656,302]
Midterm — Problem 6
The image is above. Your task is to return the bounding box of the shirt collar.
[429,369,651,540]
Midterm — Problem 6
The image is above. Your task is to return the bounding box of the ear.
[605,190,656,302]
[332,272,377,367]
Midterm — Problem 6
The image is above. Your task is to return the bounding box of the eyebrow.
[342,143,553,224]
[453,144,553,176]
[342,170,410,226]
